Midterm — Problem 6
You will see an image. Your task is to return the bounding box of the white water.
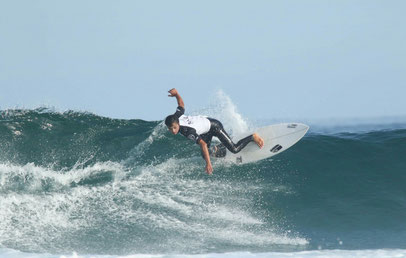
[0,150,306,254]
[2,249,406,258]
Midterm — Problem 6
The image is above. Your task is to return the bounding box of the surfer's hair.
[165,115,179,127]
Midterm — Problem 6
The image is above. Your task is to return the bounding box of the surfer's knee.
[219,136,239,153]
[228,146,240,154]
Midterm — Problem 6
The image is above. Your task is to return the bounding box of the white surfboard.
[218,123,309,164]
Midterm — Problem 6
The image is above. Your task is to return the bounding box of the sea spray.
[191,90,252,137]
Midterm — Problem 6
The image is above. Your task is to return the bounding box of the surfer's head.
[165,115,180,135]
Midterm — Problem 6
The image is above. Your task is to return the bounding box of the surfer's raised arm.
[168,88,184,109]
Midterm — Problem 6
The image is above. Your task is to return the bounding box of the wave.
[0,106,405,255]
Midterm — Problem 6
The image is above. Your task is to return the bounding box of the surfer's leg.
[220,132,263,152]
[207,118,255,154]
[218,131,254,154]
[215,126,254,154]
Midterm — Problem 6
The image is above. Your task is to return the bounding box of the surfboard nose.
[298,123,310,131]
[295,123,310,135]
[286,123,309,132]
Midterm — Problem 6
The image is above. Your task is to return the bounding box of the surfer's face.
[168,122,180,135]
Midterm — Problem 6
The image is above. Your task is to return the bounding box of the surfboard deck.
[213,123,309,164]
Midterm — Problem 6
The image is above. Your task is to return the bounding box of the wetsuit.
[173,106,254,157]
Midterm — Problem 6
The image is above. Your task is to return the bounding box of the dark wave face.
[0,109,405,255]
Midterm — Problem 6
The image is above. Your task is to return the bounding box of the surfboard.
[214,123,309,164]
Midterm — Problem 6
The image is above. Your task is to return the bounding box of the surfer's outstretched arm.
[198,139,213,175]
[168,88,184,109]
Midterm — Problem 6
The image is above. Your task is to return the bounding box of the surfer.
[165,88,264,175]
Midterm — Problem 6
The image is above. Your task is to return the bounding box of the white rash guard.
[173,106,211,143]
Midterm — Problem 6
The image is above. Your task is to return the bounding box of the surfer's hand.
[168,88,178,97]
[205,163,213,175]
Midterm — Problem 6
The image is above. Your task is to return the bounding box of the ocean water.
[0,106,405,258]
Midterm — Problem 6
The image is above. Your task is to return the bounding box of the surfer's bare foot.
[253,133,264,148]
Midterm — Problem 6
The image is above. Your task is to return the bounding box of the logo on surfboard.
[270,144,283,153]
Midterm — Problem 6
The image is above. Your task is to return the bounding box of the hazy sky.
[1,1,405,121]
